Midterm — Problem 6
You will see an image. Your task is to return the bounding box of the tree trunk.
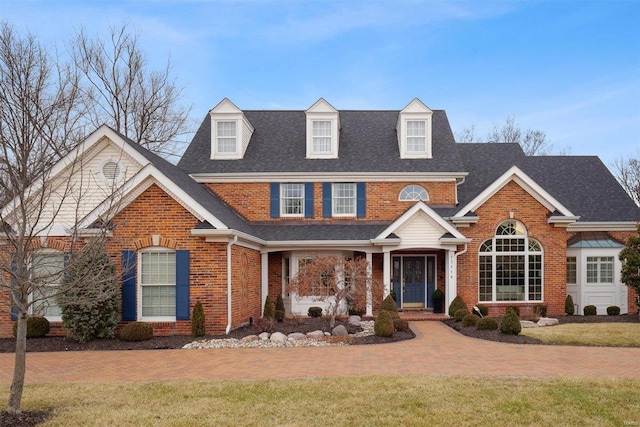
[7,312,27,414]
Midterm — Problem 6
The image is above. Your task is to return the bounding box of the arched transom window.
[478,220,543,302]
[399,185,429,201]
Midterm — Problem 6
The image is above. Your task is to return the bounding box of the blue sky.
[1,0,638,166]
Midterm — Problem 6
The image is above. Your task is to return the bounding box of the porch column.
[365,251,373,316]
[261,252,269,316]
[446,249,457,315]
[383,249,391,299]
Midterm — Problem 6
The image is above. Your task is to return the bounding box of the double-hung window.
[139,250,176,320]
[586,256,614,284]
[281,183,305,217]
[333,183,356,216]
[216,121,237,154]
[406,120,426,153]
[312,120,332,154]
[31,252,65,320]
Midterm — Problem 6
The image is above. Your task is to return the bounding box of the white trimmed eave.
[454,165,575,220]
[567,221,639,232]
[190,228,265,247]
[548,215,580,227]
[376,201,467,241]
[190,171,467,183]
[77,164,229,231]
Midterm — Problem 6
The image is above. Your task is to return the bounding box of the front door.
[402,256,426,308]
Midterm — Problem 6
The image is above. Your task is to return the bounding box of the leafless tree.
[71,24,192,157]
[612,153,640,206]
[288,255,382,327]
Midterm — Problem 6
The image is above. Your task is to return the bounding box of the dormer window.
[397,98,433,159]
[210,98,254,160]
[306,98,339,159]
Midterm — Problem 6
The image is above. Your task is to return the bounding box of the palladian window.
[478,220,543,302]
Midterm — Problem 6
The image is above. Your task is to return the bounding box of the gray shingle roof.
[252,223,390,241]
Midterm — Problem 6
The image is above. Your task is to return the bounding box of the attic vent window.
[99,158,124,184]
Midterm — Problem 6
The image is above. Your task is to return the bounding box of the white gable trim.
[209,98,254,160]
[397,98,433,159]
[306,98,340,159]
[454,165,575,218]
[376,201,468,242]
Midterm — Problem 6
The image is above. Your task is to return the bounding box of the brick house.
[1,98,638,337]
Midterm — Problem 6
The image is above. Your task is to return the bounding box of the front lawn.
[520,323,640,347]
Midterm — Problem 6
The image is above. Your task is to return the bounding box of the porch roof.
[568,232,624,248]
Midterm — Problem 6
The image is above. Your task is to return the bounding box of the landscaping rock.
[306,330,325,339]
[537,317,559,327]
[332,325,348,336]
[520,320,539,328]
[288,332,307,341]
[348,315,361,326]
[270,332,287,342]
[241,335,259,342]
[259,332,271,340]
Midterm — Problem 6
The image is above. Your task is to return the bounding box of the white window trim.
[332,183,357,217]
[213,119,241,159]
[30,250,65,322]
[138,247,177,322]
[399,185,429,201]
[586,256,615,285]
[306,116,339,159]
[280,183,305,218]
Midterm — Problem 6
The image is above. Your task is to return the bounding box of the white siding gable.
[209,98,254,160]
[394,210,448,248]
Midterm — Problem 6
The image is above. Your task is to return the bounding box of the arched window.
[478,220,543,302]
[399,185,429,201]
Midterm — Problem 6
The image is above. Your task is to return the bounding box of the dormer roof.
[209,98,254,160]
[305,98,340,159]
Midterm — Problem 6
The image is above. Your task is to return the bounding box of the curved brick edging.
[0,322,638,383]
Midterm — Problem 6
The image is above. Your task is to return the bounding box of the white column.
[365,252,373,316]
[446,249,457,314]
[383,250,391,298]
[261,252,269,316]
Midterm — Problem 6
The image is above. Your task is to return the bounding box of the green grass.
[521,323,640,347]
[3,376,640,426]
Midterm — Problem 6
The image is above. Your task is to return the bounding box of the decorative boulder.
[241,335,259,342]
[288,332,307,341]
[306,330,325,339]
[270,332,288,342]
[348,315,361,326]
[258,332,271,340]
[520,320,539,328]
[332,325,348,336]
[537,317,559,327]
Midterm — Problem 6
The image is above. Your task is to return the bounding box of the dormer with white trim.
[397,98,433,159]
[210,98,254,160]
[305,98,340,159]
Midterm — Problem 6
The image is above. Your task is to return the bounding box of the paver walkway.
[0,322,638,383]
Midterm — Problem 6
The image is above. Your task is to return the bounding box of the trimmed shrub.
[462,313,480,327]
[500,309,521,335]
[476,304,489,317]
[448,295,468,317]
[255,317,276,333]
[565,294,575,315]
[583,305,597,316]
[191,302,205,337]
[394,317,409,332]
[505,306,520,317]
[476,317,498,331]
[454,308,470,322]
[308,306,323,318]
[263,297,274,319]
[381,294,399,312]
[275,293,285,322]
[607,305,621,316]
[13,316,50,338]
[533,304,547,318]
[120,322,153,342]
[348,306,365,316]
[374,310,394,337]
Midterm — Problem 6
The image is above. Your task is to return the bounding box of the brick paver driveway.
[0,322,638,383]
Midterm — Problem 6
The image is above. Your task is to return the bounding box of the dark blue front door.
[402,257,426,308]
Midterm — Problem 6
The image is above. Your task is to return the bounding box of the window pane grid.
[399,185,428,201]
[406,121,426,152]
[566,257,577,284]
[333,183,356,215]
[31,253,64,318]
[217,121,237,153]
[281,183,304,216]
[142,285,176,317]
[140,251,176,318]
[312,121,331,153]
[586,256,614,284]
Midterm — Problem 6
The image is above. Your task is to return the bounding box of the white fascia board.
[376,201,467,240]
[191,172,467,183]
[454,165,575,218]
[370,238,402,246]
[548,216,580,227]
[447,216,479,225]
[190,228,266,246]
[567,222,639,232]
[440,237,472,244]
[78,164,229,230]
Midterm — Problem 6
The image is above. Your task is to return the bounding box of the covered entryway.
[392,255,436,309]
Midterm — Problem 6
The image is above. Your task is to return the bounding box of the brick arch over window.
[133,236,179,250]
[478,220,543,303]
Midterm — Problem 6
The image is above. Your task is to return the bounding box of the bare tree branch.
[612,153,640,207]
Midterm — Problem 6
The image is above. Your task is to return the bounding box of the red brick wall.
[456,181,568,317]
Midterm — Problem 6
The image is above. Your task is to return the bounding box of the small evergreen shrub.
[13,316,50,338]
[454,308,470,322]
[462,313,480,327]
[275,293,285,322]
[120,322,154,342]
[374,310,394,337]
[263,297,274,319]
[583,305,597,316]
[476,304,489,317]
[308,306,323,318]
[565,294,575,315]
[381,294,399,312]
[505,306,520,317]
[255,317,276,333]
[476,317,498,331]
[191,302,205,337]
[394,317,409,332]
[448,295,468,317]
[500,309,522,335]
[533,304,547,318]
[607,305,620,316]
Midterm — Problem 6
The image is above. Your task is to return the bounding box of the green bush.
[57,245,119,343]
[454,308,470,322]
[500,309,521,335]
[476,304,489,317]
[13,316,50,338]
[380,294,398,312]
[607,305,620,316]
[476,317,498,331]
[191,302,205,337]
[462,313,480,327]
[275,293,285,322]
[263,297,274,319]
[393,317,409,332]
[565,294,575,315]
[448,295,468,317]
[120,322,154,342]
[533,304,547,318]
[308,306,323,318]
[374,310,394,337]
[583,305,597,316]
[505,306,520,317]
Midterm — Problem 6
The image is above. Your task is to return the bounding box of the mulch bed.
[0,409,51,427]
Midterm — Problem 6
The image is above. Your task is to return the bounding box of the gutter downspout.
[226,235,238,334]
[450,243,468,313]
